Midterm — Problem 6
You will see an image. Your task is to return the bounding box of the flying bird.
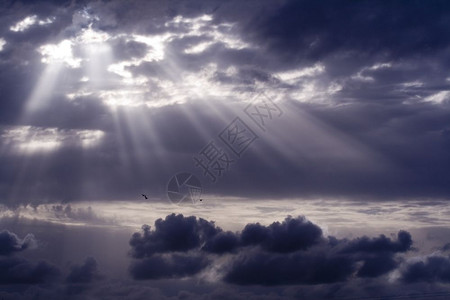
[141,194,148,200]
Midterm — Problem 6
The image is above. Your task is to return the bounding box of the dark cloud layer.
[0,257,60,284]
[130,254,210,280]
[225,250,355,286]
[340,230,412,254]
[0,230,36,256]
[0,216,448,300]
[129,214,415,285]
[129,214,220,258]
[66,257,101,284]
[401,255,450,283]
[249,0,450,64]
[240,216,323,253]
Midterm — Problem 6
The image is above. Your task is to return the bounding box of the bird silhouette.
[141,194,148,200]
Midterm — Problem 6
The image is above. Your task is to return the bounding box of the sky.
[0,0,450,299]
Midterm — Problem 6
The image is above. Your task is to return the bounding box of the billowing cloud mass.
[66,257,101,284]
[240,216,323,253]
[129,214,221,258]
[0,230,37,256]
[129,214,416,285]
[129,254,210,280]
[0,229,104,291]
[401,255,450,283]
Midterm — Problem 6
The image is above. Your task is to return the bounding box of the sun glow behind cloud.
[42,13,258,110]
[39,40,81,68]
[1,126,104,154]
[15,10,391,204]
[3,198,450,236]
[10,15,54,32]
[0,38,6,52]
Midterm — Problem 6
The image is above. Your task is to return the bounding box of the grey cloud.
[224,249,355,286]
[66,257,102,284]
[129,214,414,285]
[0,257,60,284]
[129,214,221,258]
[240,216,323,253]
[129,254,210,280]
[401,255,450,283]
[340,230,412,254]
[0,230,36,256]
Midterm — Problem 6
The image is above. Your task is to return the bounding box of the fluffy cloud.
[225,229,412,285]
[66,257,102,284]
[0,230,37,256]
[401,255,450,283]
[129,214,414,285]
[129,214,221,258]
[340,230,412,254]
[0,229,60,285]
[240,216,323,253]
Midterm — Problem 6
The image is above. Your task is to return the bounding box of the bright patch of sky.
[351,62,392,82]
[1,126,104,153]
[35,12,334,109]
[423,91,450,104]
[10,15,54,32]
[0,38,6,52]
[39,40,82,68]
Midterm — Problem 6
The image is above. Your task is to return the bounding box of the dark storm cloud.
[0,230,36,256]
[0,257,60,284]
[240,216,323,253]
[340,230,412,254]
[129,214,415,285]
[225,250,355,286]
[129,254,210,280]
[225,229,411,285]
[66,257,101,283]
[201,231,239,254]
[129,214,323,258]
[129,213,221,258]
[247,0,450,63]
[401,255,450,283]
[356,254,399,278]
